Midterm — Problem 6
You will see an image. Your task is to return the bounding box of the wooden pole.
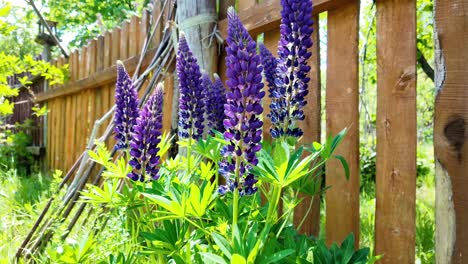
[375,0,417,262]
[325,1,360,247]
[177,0,218,74]
[434,0,468,263]
[177,0,218,140]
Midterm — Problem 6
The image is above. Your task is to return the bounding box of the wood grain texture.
[121,21,130,60]
[140,9,150,51]
[151,1,162,48]
[434,0,468,263]
[129,15,139,57]
[111,28,121,66]
[96,36,104,71]
[325,2,360,247]
[162,74,174,132]
[375,0,417,262]
[294,14,322,237]
[218,0,350,38]
[35,48,158,102]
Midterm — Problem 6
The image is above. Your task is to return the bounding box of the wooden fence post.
[434,0,468,263]
[177,0,218,74]
[375,0,417,262]
[325,1,360,247]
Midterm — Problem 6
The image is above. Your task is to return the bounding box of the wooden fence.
[5,59,46,147]
[35,2,176,173]
[32,0,468,263]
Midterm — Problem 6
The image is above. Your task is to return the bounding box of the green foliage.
[313,234,369,264]
[0,2,67,118]
[72,131,368,263]
[0,169,60,261]
[44,0,149,48]
[0,129,34,174]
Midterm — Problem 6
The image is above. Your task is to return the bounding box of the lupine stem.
[267,184,282,224]
[232,153,241,244]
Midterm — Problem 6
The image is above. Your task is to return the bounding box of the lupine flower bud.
[203,73,226,134]
[128,83,164,181]
[218,8,265,196]
[259,44,278,94]
[177,33,205,140]
[114,61,140,150]
[270,0,314,138]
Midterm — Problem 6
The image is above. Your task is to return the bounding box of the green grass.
[0,169,55,262]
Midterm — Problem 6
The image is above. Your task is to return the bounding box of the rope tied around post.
[176,13,222,50]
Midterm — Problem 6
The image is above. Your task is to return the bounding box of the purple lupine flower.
[114,61,140,150]
[218,8,265,196]
[203,73,226,134]
[270,0,314,138]
[259,44,278,94]
[128,83,164,181]
[176,33,205,140]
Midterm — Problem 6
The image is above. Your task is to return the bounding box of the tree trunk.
[434,1,468,263]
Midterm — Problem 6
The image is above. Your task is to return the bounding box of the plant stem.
[266,185,282,224]
[232,187,239,243]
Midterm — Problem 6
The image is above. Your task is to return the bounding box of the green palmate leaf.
[143,193,185,218]
[187,181,216,217]
[211,233,232,259]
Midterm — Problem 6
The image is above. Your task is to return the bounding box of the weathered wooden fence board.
[325,1,360,247]
[375,0,417,263]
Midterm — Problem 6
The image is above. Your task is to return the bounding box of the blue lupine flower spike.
[270,0,314,138]
[176,33,205,140]
[218,7,265,196]
[203,73,227,134]
[114,60,140,150]
[128,83,164,181]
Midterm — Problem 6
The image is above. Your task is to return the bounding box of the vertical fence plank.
[140,9,150,51]
[80,46,89,152]
[375,0,417,262]
[129,15,139,57]
[47,99,54,169]
[294,14,322,236]
[151,1,162,48]
[121,21,130,60]
[162,74,174,132]
[57,57,67,171]
[101,31,113,138]
[434,0,468,262]
[87,40,97,141]
[71,50,80,161]
[111,28,121,66]
[325,2,360,246]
